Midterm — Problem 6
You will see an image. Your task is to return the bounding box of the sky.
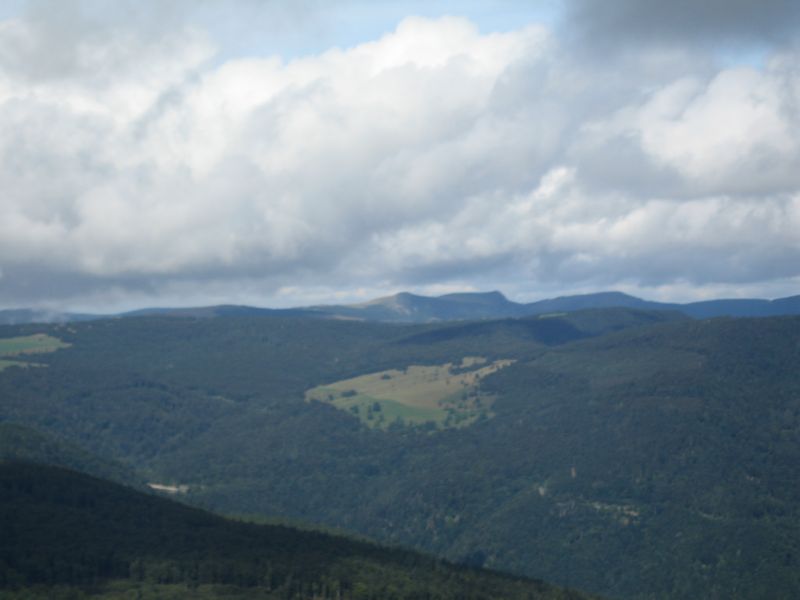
[1,0,800,311]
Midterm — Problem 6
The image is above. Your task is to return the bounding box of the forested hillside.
[0,423,142,488]
[1,311,798,598]
[0,461,593,599]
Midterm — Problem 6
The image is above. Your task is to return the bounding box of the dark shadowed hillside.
[0,423,143,488]
[0,461,594,600]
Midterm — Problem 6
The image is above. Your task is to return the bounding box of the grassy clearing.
[0,333,71,357]
[306,357,514,430]
[0,359,31,372]
[0,334,71,371]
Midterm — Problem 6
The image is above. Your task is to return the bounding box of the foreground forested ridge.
[0,461,594,599]
[1,310,799,598]
[0,423,143,488]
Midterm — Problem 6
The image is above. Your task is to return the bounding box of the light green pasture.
[306,357,514,430]
[0,334,71,371]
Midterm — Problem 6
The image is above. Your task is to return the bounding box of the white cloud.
[636,67,799,191]
[0,7,799,310]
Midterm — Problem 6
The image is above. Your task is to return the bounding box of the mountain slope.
[314,290,800,321]
[311,290,530,322]
[523,291,800,318]
[160,315,800,598]
[1,314,799,598]
[0,308,684,467]
[0,461,593,599]
[0,423,143,488]
[525,291,655,313]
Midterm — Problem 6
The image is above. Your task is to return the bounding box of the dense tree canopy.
[1,310,798,598]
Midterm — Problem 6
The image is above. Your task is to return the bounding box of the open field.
[0,334,71,371]
[0,333,71,356]
[0,359,30,372]
[306,357,514,429]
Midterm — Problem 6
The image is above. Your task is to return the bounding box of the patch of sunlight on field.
[0,334,71,370]
[306,357,514,430]
[0,333,71,356]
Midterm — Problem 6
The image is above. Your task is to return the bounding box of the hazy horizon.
[3,285,800,316]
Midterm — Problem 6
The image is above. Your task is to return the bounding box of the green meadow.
[0,334,71,371]
[305,357,514,429]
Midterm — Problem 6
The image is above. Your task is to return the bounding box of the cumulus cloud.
[1,2,799,310]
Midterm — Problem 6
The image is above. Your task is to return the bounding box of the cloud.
[0,6,799,310]
[564,0,800,52]
[364,167,800,289]
[634,67,800,194]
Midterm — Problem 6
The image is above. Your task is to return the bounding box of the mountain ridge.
[2,290,800,325]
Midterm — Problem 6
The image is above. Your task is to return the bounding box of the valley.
[1,307,798,598]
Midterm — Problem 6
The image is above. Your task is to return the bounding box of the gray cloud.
[564,0,800,52]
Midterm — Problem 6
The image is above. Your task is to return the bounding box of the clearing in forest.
[0,334,71,371]
[305,356,514,430]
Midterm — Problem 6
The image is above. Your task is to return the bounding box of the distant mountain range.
[2,290,800,325]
